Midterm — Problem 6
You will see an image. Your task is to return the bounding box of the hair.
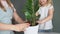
[0,0,12,11]
[39,0,53,6]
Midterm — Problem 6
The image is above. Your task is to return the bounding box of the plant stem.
[32,0,36,26]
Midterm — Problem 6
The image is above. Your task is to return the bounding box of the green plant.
[23,0,39,26]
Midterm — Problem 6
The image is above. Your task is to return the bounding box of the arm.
[37,7,54,24]
[0,23,15,31]
[13,11,24,23]
[11,3,24,23]
[35,7,41,16]
[0,23,29,32]
[35,11,40,16]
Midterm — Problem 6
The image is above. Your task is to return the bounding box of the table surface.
[38,32,60,34]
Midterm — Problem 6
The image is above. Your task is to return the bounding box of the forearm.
[40,15,53,23]
[15,17,24,24]
[0,23,15,31]
[13,11,24,24]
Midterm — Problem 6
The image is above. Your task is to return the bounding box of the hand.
[13,23,30,32]
[36,20,44,24]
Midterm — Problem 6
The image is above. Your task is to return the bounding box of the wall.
[53,0,60,32]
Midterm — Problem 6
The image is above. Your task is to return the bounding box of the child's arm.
[35,7,41,16]
[37,6,54,24]
[35,11,39,16]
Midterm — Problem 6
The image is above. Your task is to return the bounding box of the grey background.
[11,0,60,34]
[53,0,60,33]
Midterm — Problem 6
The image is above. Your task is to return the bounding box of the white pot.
[24,25,39,34]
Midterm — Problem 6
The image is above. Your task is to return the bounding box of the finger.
[22,28,26,31]
[22,27,27,31]
[26,23,30,25]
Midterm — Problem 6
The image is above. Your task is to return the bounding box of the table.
[38,32,60,34]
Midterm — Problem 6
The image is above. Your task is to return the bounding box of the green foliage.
[23,0,39,26]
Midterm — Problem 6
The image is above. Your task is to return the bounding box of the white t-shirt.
[37,4,54,30]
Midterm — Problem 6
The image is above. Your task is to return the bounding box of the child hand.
[36,20,44,24]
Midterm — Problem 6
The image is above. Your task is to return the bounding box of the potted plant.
[23,0,39,34]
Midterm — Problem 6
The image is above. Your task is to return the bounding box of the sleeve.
[49,5,54,9]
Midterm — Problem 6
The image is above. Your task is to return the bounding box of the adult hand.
[13,23,30,32]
